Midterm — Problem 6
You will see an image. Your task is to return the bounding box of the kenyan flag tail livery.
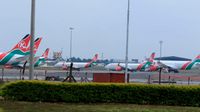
[7,38,43,68]
[10,34,31,54]
[180,54,200,70]
[148,52,155,63]
[84,54,98,68]
[41,48,50,59]
[0,34,31,65]
[136,52,156,71]
[32,37,42,54]
[34,48,50,67]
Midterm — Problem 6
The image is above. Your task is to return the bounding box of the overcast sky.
[0,0,200,60]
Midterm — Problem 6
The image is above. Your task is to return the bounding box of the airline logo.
[10,34,31,53]
[0,35,31,65]
[18,41,27,49]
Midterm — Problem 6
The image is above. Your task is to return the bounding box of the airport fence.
[1,68,200,84]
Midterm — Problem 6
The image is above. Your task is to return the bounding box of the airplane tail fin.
[195,54,200,60]
[42,48,50,59]
[193,54,200,62]
[92,54,98,62]
[33,37,42,54]
[148,52,155,62]
[10,34,31,53]
[84,54,98,68]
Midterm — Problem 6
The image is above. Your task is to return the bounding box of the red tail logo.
[26,38,42,54]
[195,54,200,60]
[42,48,50,59]
[18,41,27,49]
[10,34,31,52]
[92,54,98,62]
[149,52,155,62]
[84,54,98,68]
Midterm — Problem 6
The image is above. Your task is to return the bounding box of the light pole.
[125,0,130,83]
[69,27,74,62]
[29,0,36,80]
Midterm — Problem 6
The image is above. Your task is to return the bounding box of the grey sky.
[0,0,200,60]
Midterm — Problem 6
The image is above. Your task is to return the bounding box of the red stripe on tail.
[149,52,155,62]
[26,38,42,54]
[10,34,31,53]
[84,54,98,68]
[195,54,200,60]
[137,64,144,71]
[42,48,50,59]
[181,62,191,70]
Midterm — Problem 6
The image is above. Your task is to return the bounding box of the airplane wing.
[157,62,168,68]
[14,56,41,63]
[157,62,176,68]
[14,55,29,63]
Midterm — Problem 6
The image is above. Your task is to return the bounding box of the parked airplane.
[105,52,155,71]
[14,48,49,68]
[0,34,31,65]
[153,54,200,73]
[4,37,42,68]
[34,48,50,67]
[54,54,98,70]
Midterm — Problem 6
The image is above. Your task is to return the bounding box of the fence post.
[188,77,190,85]
[158,67,162,84]
[19,69,22,80]
[148,75,151,84]
[2,67,4,81]
[45,70,47,80]
[127,73,130,83]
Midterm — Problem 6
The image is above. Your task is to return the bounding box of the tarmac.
[0,67,200,85]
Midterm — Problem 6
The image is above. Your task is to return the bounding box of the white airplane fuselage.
[154,60,200,70]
